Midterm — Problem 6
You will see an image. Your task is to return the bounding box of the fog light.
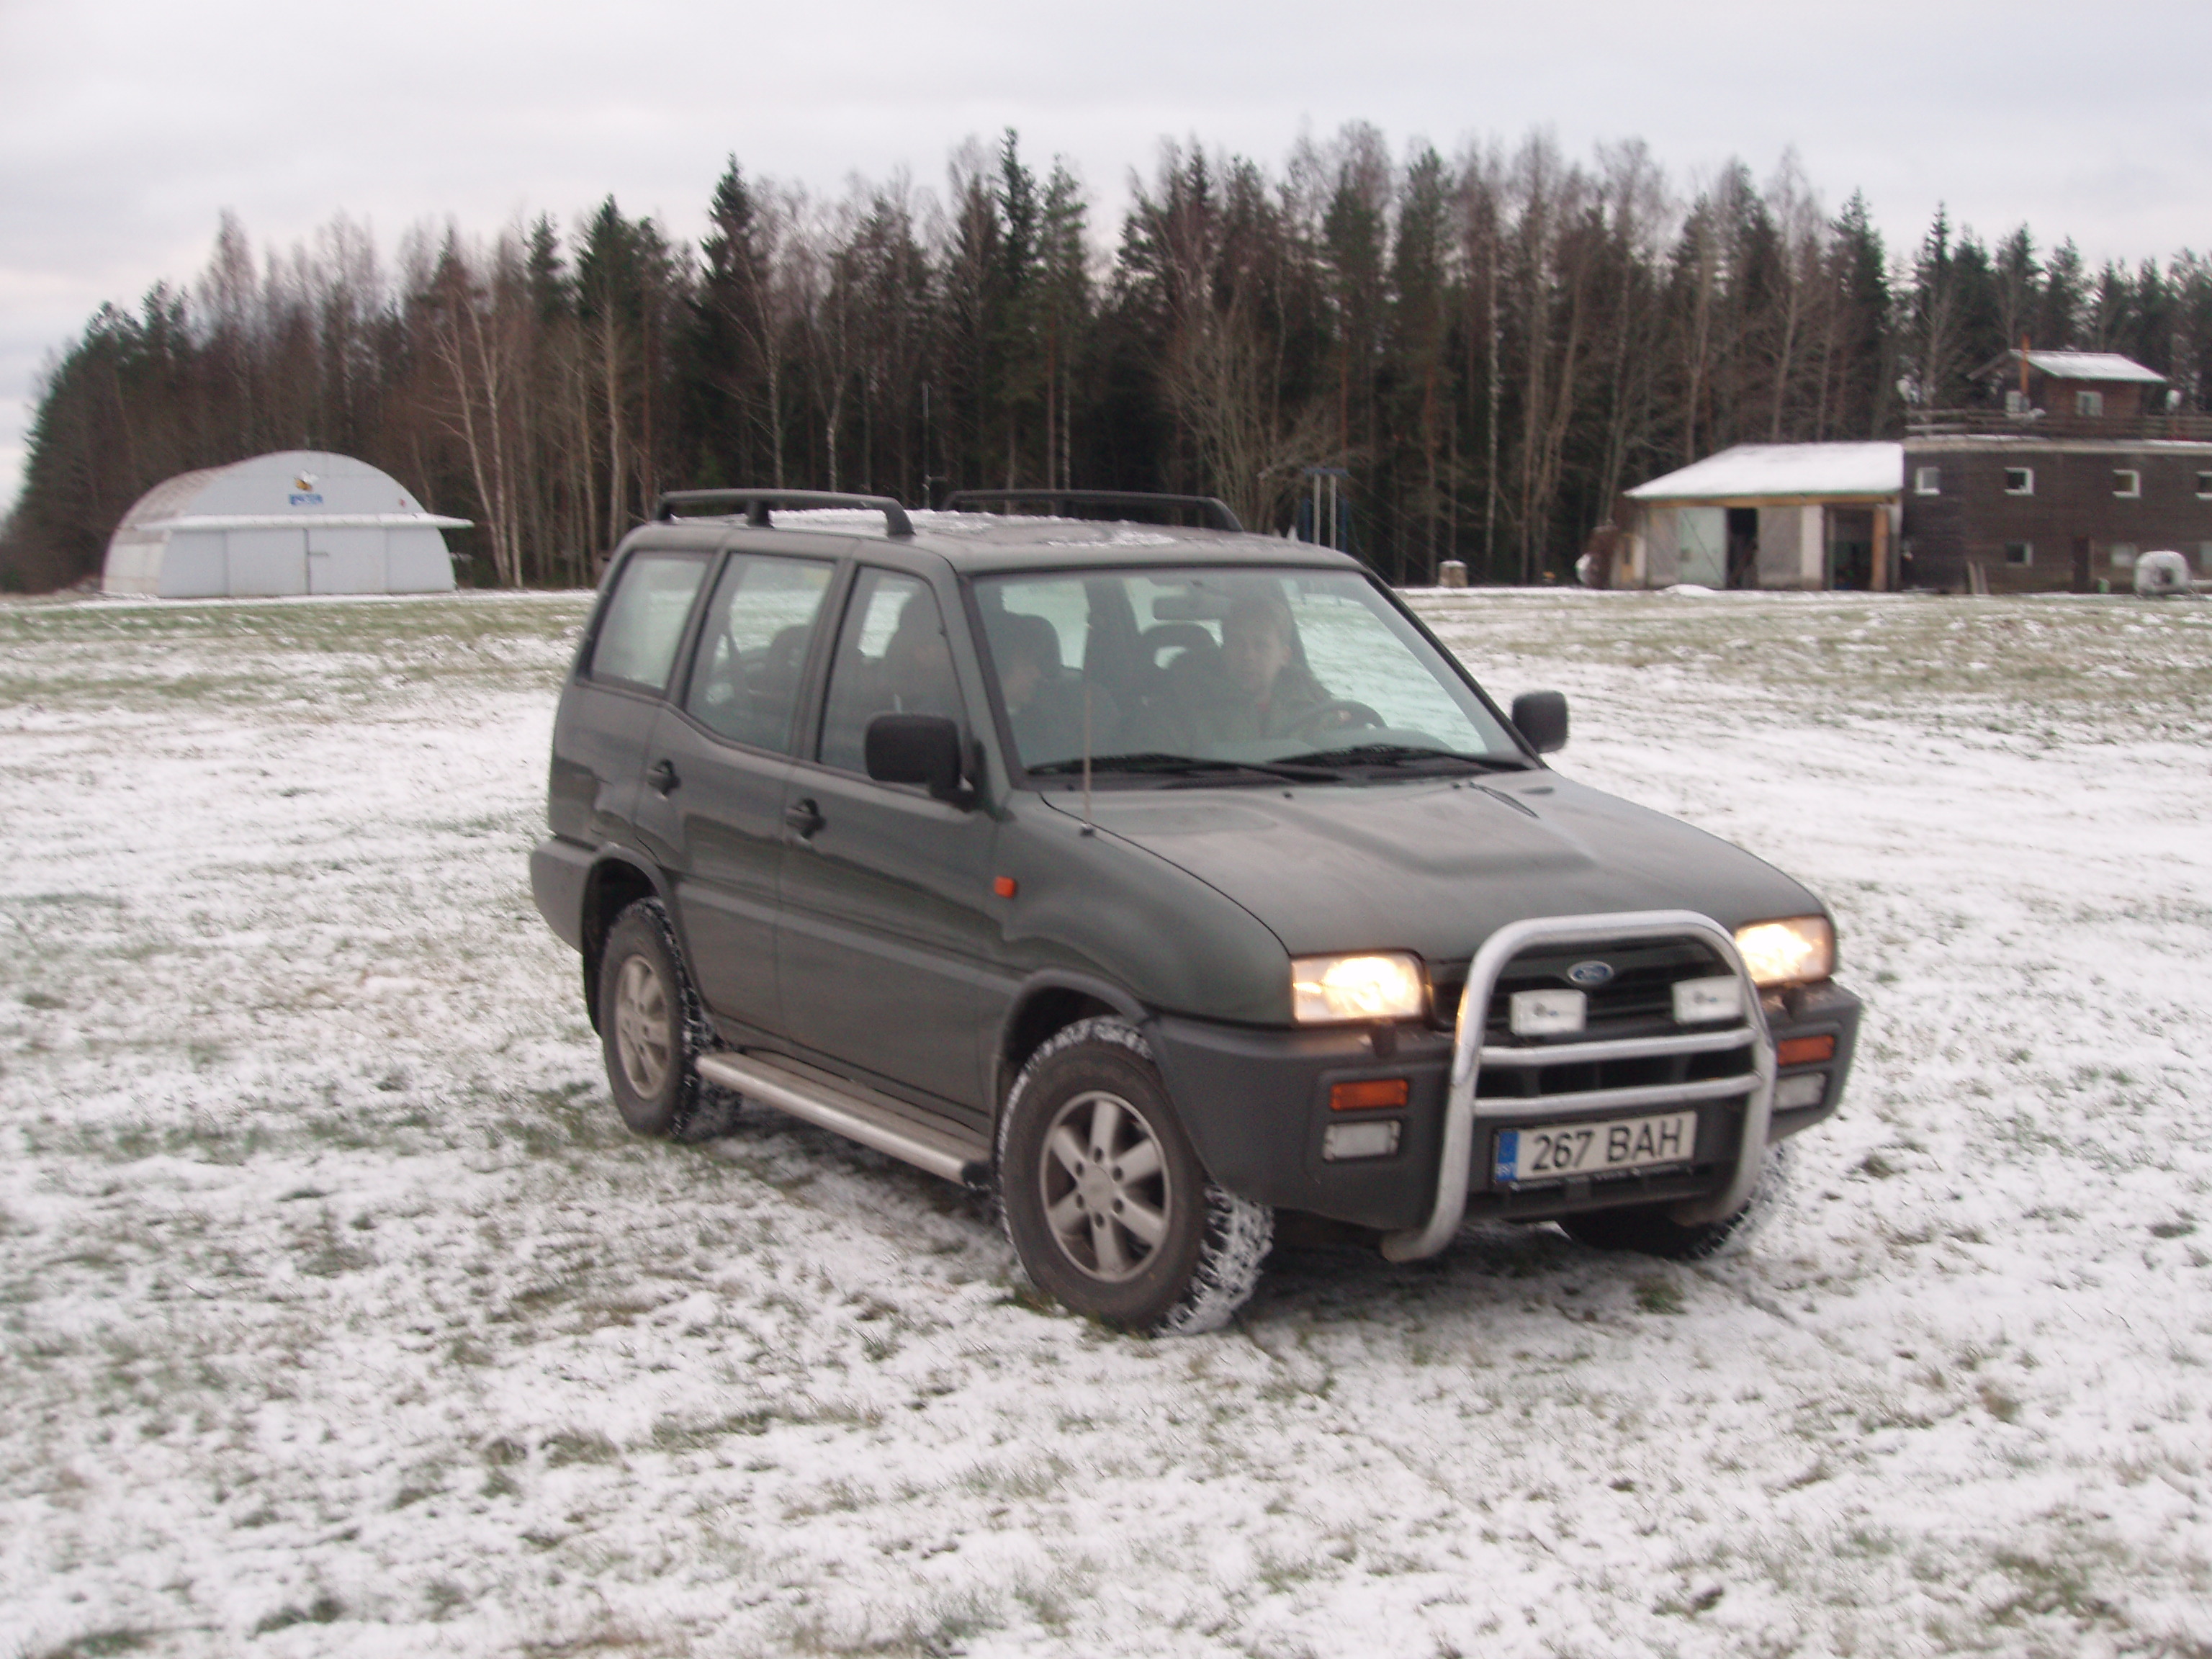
[1774,1073,1826,1110]
[1672,976,1741,1024]
[1321,1120,1402,1161]
[1510,988,1585,1037]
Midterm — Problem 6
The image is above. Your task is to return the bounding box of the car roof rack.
[943,490,1244,534]
[656,489,914,540]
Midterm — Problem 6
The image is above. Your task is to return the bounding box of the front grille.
[1434,938,1730,1039]
[1451,932,1761,1109]
[1473,1036,1752,1100]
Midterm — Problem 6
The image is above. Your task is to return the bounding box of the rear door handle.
[785,797,825,840]
[647,758,679,795]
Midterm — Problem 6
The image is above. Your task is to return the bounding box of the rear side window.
[683,553,835,752]
[590,552,709,690]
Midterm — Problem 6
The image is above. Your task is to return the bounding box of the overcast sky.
[4,0,2208,512]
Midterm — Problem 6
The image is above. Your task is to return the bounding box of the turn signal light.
[1330,1077,1410,1112]
[1776,1034,1836,1067]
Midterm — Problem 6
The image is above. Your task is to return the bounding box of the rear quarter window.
[589,552,709,691]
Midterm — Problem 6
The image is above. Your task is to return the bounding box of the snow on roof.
[2017,350,2167,385]
[1625,442,1902,501]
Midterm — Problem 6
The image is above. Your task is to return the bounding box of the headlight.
[1732,917,1835,987]
[1291,952,1426,1023]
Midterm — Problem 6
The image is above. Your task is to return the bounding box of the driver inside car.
[1154,588,1332,748]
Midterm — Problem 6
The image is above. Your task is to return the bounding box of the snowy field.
[2,585,2209,1659]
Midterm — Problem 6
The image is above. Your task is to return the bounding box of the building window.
[1914,466,1941,495]
[2110,543,2139,571]
[2004,467,2034,495]
[2005,389,2029,415]
[2113,469,2141,498]
[2005,543,2033,566]
[2075,390,2105,418]
[2200,543,2212,575]
[2197,472,2212,499]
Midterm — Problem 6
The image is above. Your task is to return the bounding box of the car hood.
[1049,773,1823,961]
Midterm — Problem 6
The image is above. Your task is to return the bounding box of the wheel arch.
[992,971,1148,1111]
[581,852,671,1033]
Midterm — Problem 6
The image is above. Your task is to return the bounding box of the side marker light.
[1776,1033,1836,1067]
[1330,1078,1411,1112]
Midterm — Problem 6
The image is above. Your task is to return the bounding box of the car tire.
[597,897,714,1139]
[1559,1141,1794,1261]
[997,1017,1272,1335]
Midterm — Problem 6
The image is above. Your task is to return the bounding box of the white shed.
[102,451,470,598]
[1617,442,1903,591]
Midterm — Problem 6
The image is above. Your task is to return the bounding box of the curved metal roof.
[111,450,470,532]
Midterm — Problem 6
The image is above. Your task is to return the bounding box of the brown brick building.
[1901,351,2212,593]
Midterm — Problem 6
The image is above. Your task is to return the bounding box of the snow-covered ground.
[2,587,2208,1659]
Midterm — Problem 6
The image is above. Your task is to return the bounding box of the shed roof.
[1625,442,1902,502]
[2015,350,2166,385]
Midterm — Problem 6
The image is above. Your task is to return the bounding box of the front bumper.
[1148,911,1860,1248]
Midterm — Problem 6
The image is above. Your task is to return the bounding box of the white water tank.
[2133,549,2193,598]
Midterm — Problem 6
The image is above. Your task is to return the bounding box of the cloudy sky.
[4,0,2207,511]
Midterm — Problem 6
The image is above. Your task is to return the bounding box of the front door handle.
[647,758,679,796]
[784,797,826,840]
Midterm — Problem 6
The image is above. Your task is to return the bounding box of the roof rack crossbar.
[656,489,914,539]
[944,490,1244,534]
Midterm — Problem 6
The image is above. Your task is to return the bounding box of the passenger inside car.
[989,611,1118,767]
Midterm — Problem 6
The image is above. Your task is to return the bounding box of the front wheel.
[998,1017,1272,1335]
[1560,1142,1794,1261]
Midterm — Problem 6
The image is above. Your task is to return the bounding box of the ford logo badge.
[1566,960,1614,987]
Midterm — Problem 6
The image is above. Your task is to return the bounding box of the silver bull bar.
[1380,910,1776,1262]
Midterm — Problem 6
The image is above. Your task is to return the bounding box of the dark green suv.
[531,490,1858,1333]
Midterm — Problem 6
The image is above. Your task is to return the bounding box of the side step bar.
[696,1051,992,1189]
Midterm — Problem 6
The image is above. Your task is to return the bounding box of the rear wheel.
[598,898,713,1138]
[998,1017,1272,1335]
[1560,1143,1793,1261]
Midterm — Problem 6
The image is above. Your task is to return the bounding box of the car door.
[775,564,1001,1122]
[630,542,840,1041]
[548,544,716,850]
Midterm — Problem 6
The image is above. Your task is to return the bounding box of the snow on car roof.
[1625,441,1903,501]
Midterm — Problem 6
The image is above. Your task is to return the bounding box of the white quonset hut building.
[102,451,469,598]
[1614,442,1904,590]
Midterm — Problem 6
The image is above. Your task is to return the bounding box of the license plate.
[1493,1111,1696,1184]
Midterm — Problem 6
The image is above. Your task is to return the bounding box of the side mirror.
[1511,691,1569,755]
[865,713,967,801]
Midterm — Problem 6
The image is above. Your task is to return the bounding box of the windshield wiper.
[1289,742,1530,772]
[1028,751,1342,784]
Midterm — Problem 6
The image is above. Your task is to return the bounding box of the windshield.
[974,567,1524,782]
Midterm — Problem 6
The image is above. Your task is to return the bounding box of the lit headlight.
[1732,917,1835,987]
[1291,953,1426,1024]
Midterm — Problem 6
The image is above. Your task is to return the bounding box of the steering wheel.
[1288,699,1386,739]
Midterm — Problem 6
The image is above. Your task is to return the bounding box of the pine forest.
[8,125,2211,592]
